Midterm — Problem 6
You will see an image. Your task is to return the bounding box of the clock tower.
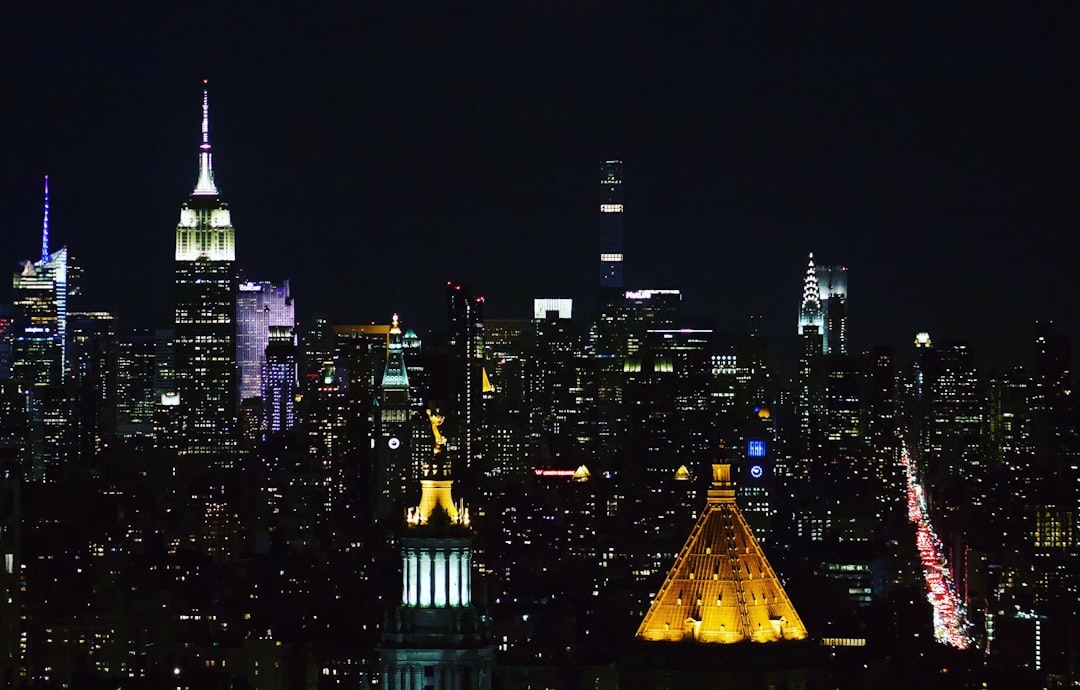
[377,407,494,689]
[375,314,413,522]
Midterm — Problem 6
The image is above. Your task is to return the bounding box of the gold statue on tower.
[406,409,466,526]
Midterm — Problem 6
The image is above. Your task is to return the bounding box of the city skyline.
[4,3,1079,370]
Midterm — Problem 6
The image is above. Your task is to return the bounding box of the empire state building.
[174,81,238,462]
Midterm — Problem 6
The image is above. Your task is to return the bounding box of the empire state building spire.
[193,80,218,196]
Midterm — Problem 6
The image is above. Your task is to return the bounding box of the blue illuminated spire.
[193,79,219,195]
[41,174,50,263]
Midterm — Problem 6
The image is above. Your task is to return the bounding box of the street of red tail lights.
[901,447,973,650]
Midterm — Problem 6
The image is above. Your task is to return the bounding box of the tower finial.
[41,174,50,263]
[193,79,219,195]
[801,253,820,307]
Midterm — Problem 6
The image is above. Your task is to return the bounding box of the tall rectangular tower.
[236,279,294,404]
[174,84,238,461]
[816,264,848,356]
[263,325,298,435]
[447,284,485,475]
[599,160,624,289]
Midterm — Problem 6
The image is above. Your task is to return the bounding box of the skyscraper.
[817,264,848,356]
[798,255,850,356]
[447,283,485,476]
[599,160,624,289]
[797,253,825,346]
[262,325,298,435]
[174,82,238,460]
[11,177,68,389]
[236,279,294,405]
[375,314,413,520]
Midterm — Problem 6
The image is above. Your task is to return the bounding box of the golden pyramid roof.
[636,464,807,644]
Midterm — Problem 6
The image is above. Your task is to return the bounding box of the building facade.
[236,279,294,405]
[173,84,238,461]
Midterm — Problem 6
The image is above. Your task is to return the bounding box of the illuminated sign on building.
[624,289,681,300]
[748,440,766,458]
[533,469,576,477]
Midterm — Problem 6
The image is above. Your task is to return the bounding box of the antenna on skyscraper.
[194,78,218,195]
[201,79,210,151]
[41,174,50,263]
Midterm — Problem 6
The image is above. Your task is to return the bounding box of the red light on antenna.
[203,79,208,84]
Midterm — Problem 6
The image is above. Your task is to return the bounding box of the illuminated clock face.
[388,437,401,449]
[750,464,764,479]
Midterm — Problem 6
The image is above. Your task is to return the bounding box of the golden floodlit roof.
[636,464,807,644]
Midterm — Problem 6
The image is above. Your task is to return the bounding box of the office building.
[817,264,849,356]
[237,279,294,405]
[173,83,238,461]
[11,177,67,389]
[377,409,494,689]
[375,314,414,520]
[263,325,298,435]
[636,462,807,643]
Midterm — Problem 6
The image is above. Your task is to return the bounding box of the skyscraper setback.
[173,83,238,460]
[236,279,294,404]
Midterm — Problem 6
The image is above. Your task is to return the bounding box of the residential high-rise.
[599,160,624,289]
[174,82,238,461]
[237,279,294,405]
[447,283,485,476]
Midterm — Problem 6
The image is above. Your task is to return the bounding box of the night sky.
[3,2,1078,370]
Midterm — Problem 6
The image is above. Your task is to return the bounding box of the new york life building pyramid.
[636,463,807,644]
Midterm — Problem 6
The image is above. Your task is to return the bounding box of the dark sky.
[3,2,1078,370]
